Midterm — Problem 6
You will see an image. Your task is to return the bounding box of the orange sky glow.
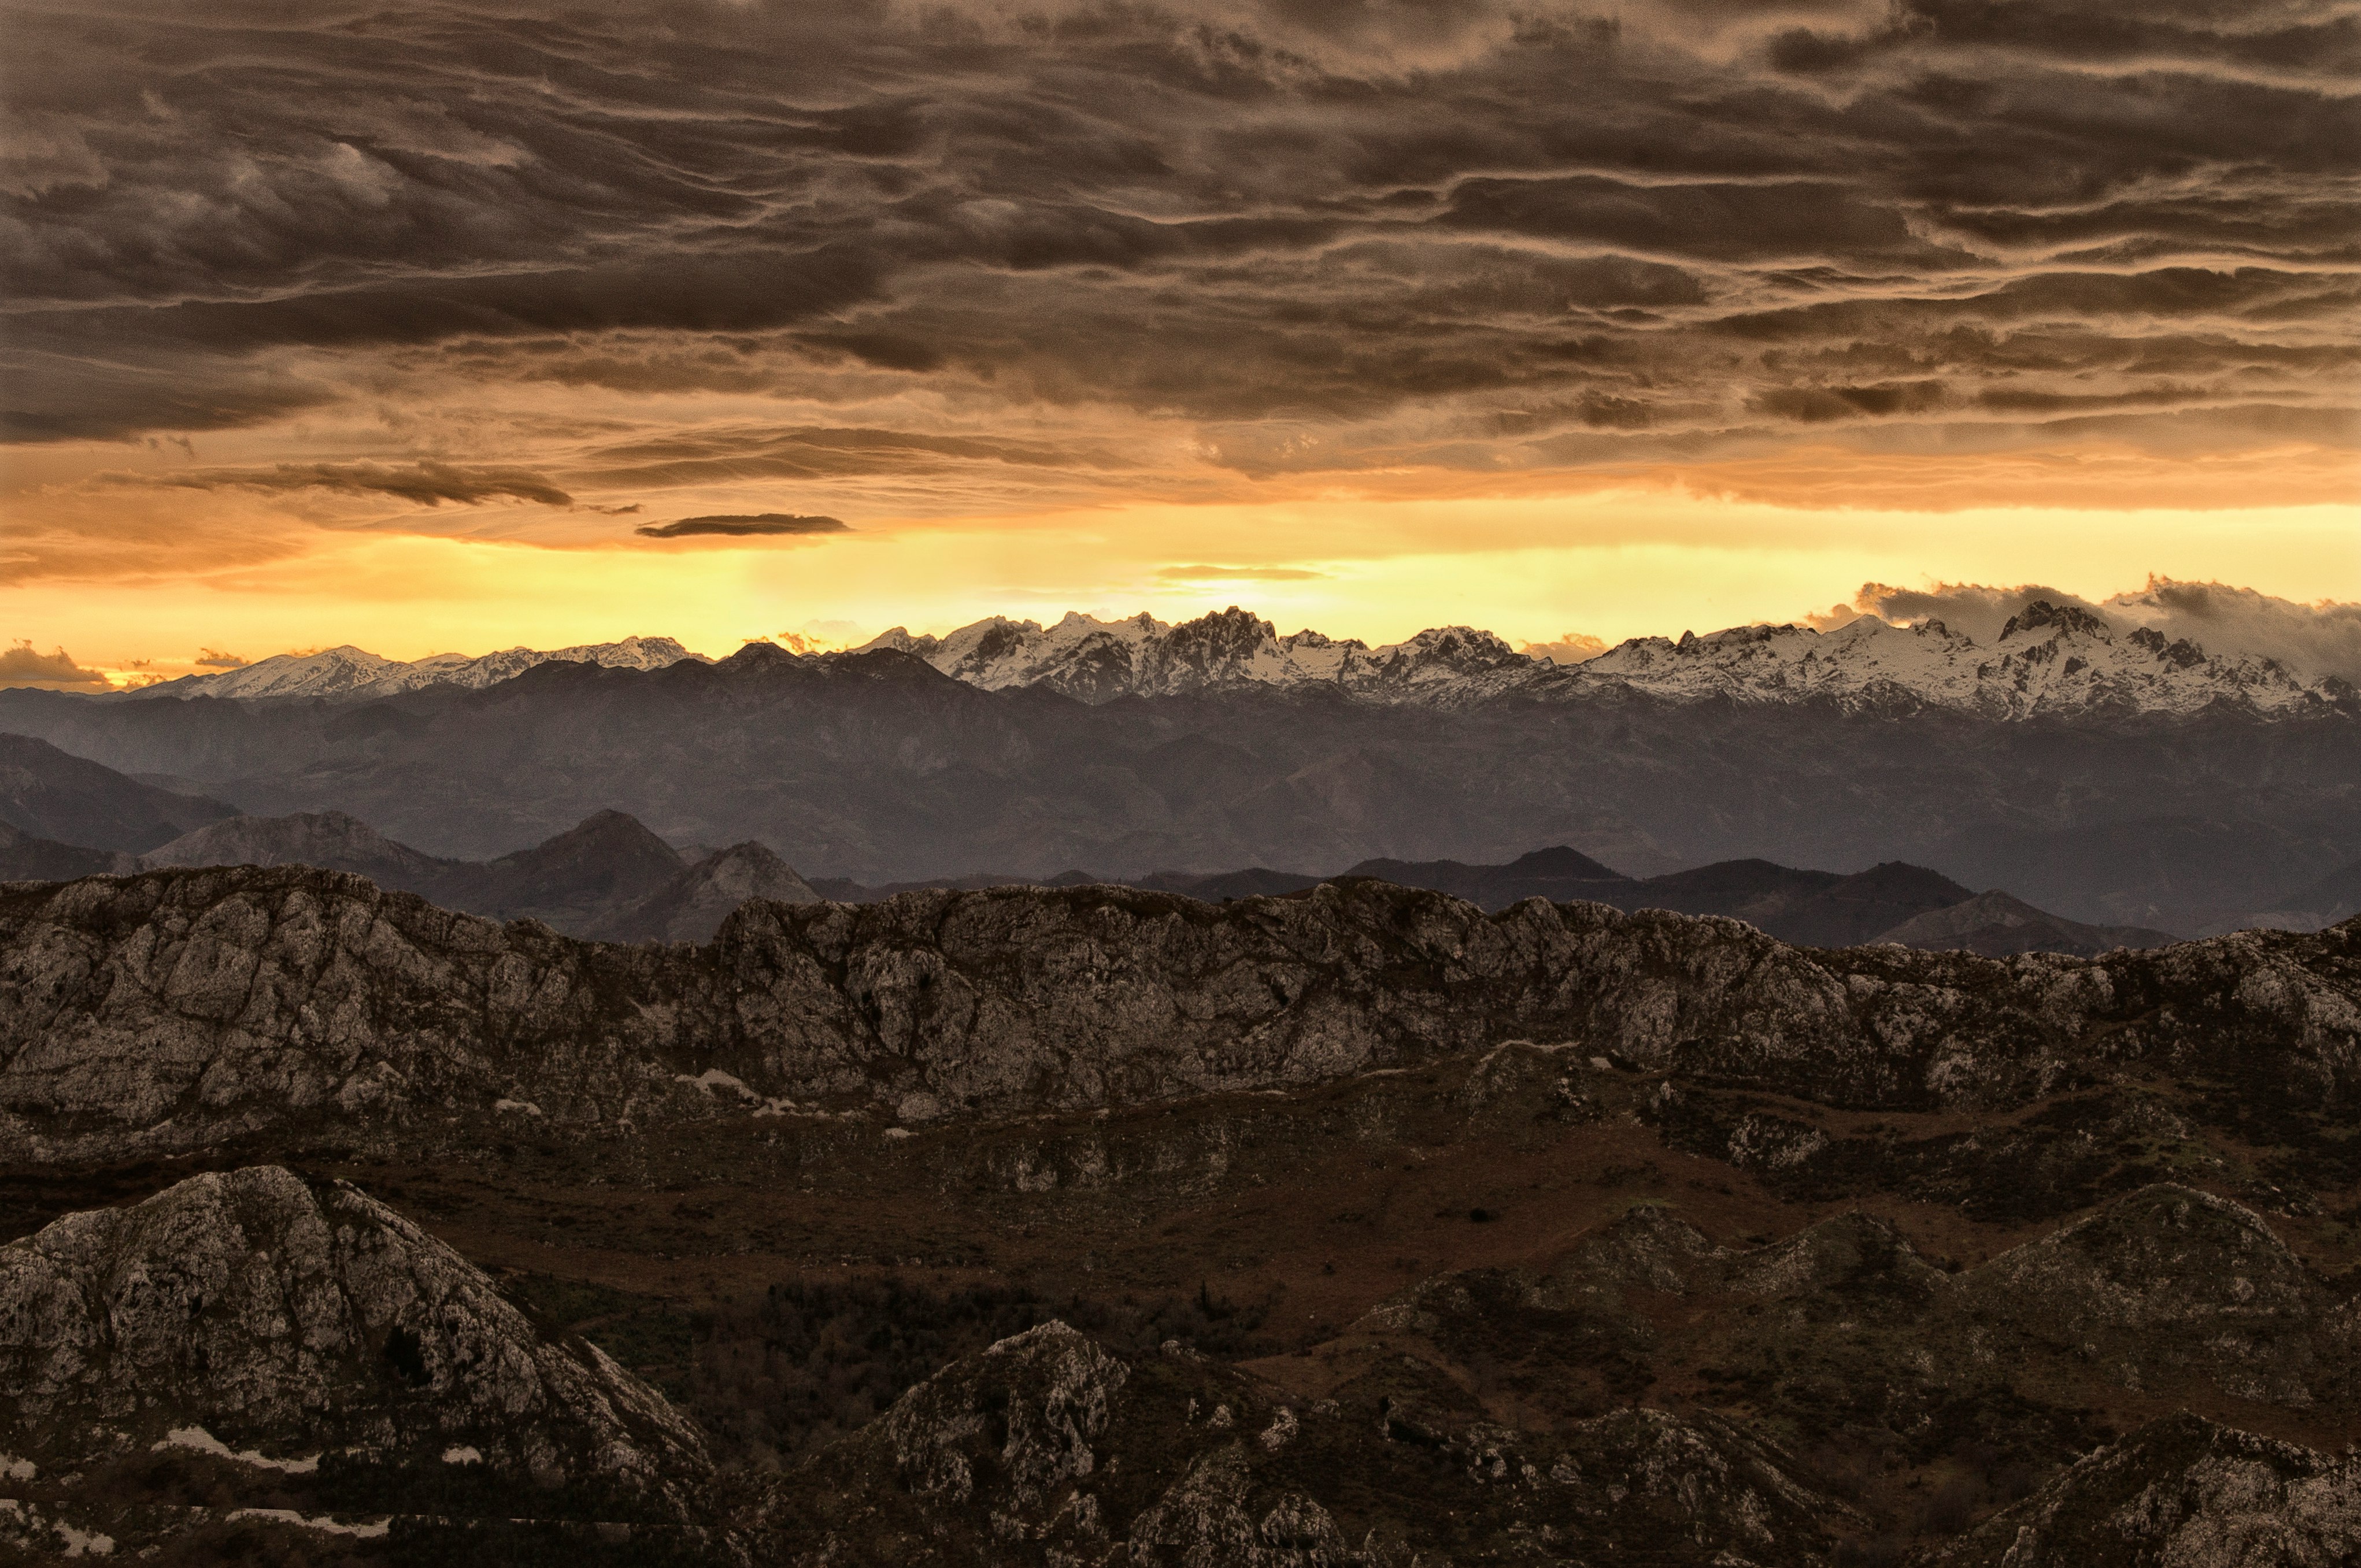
[5,2,2356,685]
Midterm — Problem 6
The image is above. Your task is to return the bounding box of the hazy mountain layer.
[1878,891,2177,958]
[0,732,236,852]
[136,806,819,941]
[4,640,2353,931]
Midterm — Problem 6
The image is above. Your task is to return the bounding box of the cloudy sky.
[3,0,2355,679]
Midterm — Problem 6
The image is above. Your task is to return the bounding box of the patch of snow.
[153,1426,319,1473]
[227,1510,390,1539]
[442,1445,483,1466]
[675,1069,756,1099]
[56,1519,114,1556]
[0,1455,29,1482]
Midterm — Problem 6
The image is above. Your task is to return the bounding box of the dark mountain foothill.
[0,731,238,853]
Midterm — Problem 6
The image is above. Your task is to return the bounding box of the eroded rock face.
[1367,1183,2358,1441]
[763,1318,1853,1566]
[0,866,2355,1161]
[0,1166,708,1489]
[1916,1411,2361,1567]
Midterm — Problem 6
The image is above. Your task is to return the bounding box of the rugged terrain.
[3,865,2358,1166]
[0,870,2355,1562]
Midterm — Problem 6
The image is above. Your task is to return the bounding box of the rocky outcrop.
[0,866,2355,1161]
[0,1166,708,1488]
[1916,1412,2361,1567]
[761,1320,1852,1566]
[1369,1180,2361,1464]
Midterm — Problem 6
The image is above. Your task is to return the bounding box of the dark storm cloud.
[3,0,2352,485]
[148,461,573,506]
[634,513,849,538]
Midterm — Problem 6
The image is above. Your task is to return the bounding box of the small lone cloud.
[636,513,851,539]
[1157,564,1326,582]
[0,641,113,690]
[1519,633,1609,665]
[195,647,248,669]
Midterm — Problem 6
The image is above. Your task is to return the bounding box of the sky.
[3,0,2356,684]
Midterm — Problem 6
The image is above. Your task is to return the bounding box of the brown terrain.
[1,870,2356,1563]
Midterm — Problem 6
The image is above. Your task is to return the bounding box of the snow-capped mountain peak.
[143,635,705,701]
[861,602,2351,719]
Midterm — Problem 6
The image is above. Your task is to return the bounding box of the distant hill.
[1875,891,2178,958]
[137,807,815,943]
[0,732,236,852]
[2222,857,2361,935]
[0,821,132,881]
[801,846,2185,954]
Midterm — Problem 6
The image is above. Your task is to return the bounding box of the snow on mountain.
[119,606,2352,718]
[864,602,2354,719]
[145,636,705,700]
[1578,602,2343,718]
[860,607,1533,705]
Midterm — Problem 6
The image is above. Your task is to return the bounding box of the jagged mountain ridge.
[863,602,2352,720]
[132,635,704,702]
[33,602,2344,719]
[1,865,2353,1165]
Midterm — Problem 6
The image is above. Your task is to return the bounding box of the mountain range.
[132,634,702,702]
[865,601,2356,720]
[110,605,2358,721]
[0,732,2192,957]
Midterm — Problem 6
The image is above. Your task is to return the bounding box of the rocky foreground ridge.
[3,1166,2355,1564]
[1,866,2356,1163]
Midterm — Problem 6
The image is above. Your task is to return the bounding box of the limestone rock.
[0,1165,709,1489]
[1,866,2355,1162]
[1916,1412,2361,1567]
